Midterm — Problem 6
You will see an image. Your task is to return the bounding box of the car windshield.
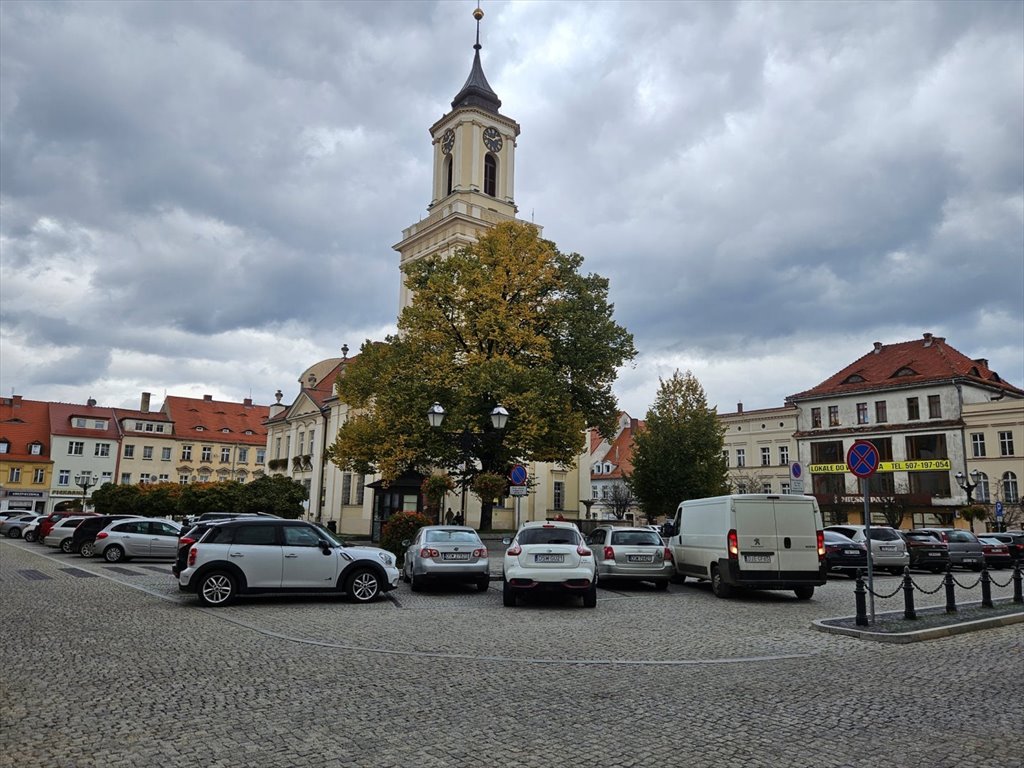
[906,532,939,542]
[866,528,900,541]
[824,530,856,544]
[947,531,979,543]
[610,531,662,546]
[426,530,481,544]
[518,527,578,546]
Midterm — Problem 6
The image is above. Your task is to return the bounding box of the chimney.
[737,402,743,414]
[973,358,988,368]
[873,342,883,354]
[243,397,253,407]
[87,397,97,407]
[140,392,151,413]
[12,394,22,406]
[923,332,933,347]
[630,417,639,432]
[203,394,213,401]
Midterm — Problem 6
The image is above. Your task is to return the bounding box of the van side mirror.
[661,523,676,537]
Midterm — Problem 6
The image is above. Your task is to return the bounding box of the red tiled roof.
[0,397,52,461]
[47,402,122,439]
[163,396,269,445]
[788,334,1024,401]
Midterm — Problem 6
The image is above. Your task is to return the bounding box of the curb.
[812,603,1024,644]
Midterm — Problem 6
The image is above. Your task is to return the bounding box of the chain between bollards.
[944,564,957,613]
[901,566,916,620]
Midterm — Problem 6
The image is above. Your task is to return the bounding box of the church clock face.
[441,128,455,155]
[482,126,503,152]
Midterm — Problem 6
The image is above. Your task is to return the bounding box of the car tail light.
[577,545,592,557]
[817,530,825,560]
[664,547,673,561]
[95,532,108,540]
[603,546,615,561]
[507,543,522,556]
[187,546,198,566]
[419,548,440,558]
[472,548,487,558]
[180,537,196,547]
[727,529,738,559]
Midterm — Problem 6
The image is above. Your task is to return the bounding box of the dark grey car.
[913,528,984,571]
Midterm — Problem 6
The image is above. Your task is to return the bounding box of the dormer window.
[484,154,496,197]
[0,439,8,454]
[842,374,865,384]
[195,426,205,431]
[29,442,42,455]
[892,366,918,378]
[221,428,230,433]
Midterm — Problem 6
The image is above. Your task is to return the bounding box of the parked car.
[43,516,91,552]
[38,511,95,542]
[1,514,40,539]
[21,518,41,542]
[978,537,1013,569]
[822,529,868,577]
[585,526,673,589]
[824,525,910,575]
[894,530,950,574]
[913,528,984,571]
[402,526,490,592]
[501,520,597,608]
[92,518,182,563]
[978,532,1024,564]
[72,515,141,557]
[178,518,399,606]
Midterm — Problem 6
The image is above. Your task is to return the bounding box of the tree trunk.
[479,501,494,532]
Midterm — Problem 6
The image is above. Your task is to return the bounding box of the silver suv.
[178,519,400,606]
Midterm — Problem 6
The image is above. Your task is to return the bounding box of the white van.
[661,494,826,600]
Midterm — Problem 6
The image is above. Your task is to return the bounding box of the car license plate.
[442,553,470,561]
[535,554,564,564]
[929,551,942,557]
[962,558,977,564]
[880,545,896,551]
[844,549,859,556]
[744,554,771,563]
[626,554,653,563]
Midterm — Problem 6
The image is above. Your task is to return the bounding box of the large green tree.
[327,220,635,530]
[627,370,730,520]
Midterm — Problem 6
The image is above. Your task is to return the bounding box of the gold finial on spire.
[473,3,483,49]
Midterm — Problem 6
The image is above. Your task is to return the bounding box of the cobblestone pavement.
[1,539,1021,768]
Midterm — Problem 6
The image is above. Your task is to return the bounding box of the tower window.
[484,154,496,197]
[445,156,453,195]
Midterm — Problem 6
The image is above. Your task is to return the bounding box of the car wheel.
[502,579,516,607]
[197,571,236,607]
[582,583,597,608]
[654,579,669,591]
[8,528,21,539]
[103,545,125,563]
[410,571,423,593]
[401,564,411,584]
[710,565,733,599]
[23,530,36,542]
[346,568,382,603]
[60,538,74,554]
[79,541,95,558]
[476,577,490,592]
[794,585,814,600]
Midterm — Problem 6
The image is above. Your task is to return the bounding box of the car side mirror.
[401,539,410,547]
[501,537,511,545]
[319,541,332,555]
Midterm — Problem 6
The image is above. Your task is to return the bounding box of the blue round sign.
[791,462,802,480]
[509,464,528,485]
[846,440,880,478]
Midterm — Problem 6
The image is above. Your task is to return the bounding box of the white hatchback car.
[501,520,597,607]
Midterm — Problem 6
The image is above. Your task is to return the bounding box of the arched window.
[445,156,453,195]
[484,154,496,197]
[975,472,990,503]
[1003,472,1019,504]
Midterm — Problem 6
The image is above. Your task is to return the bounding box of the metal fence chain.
[987,571,1014,589]
[950,573,984,590]
[866,580,904,599]
[912,578,947,595]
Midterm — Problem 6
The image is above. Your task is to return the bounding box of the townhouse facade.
[719,404,799,496]
[0,396,53,515]
[46,400,121,513]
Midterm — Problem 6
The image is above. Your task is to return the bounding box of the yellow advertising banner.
[809,459,952,474]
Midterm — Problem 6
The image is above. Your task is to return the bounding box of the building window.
[591,485,598,499]
[101,472,112,484]
[907,397,920,420]
[68,441,84,456]
[445,156,453,195]
[905,434,950,497]
[971,433,986,458]
[976,473,990,503]
[33,468,45,483]
[779,446,789,465]
[298,433,304,454]
[8,467,21,482]
[736,449,745,468]
[875,401,887,423]
[811,408,822,428]
[828,406,840,427]
[30,443,42,455]
[342,473,353,505]
[553,480,565,511]
[201,446,212,462]
[856,403,868,424]
[145,423,154,432]
[781,481,791,494]
[927,395,941,419]
[355,475,365,505]
[0,440,7,454]
[721,450,729,467]
[179,474,190,485]
[124,444,135,459]
[158,474,169,482]
[221,447,231,463]
[308,430,315,453]
[161,447,172,461]
[140,473,152,484]
[95,443,110,457]
[143,446,153,460]
[999,431,1015,456]
[484,154,497,197]
[121,473,131,484]
[275,437,281,459]
[181,445,192,461]
[58,470,70,486]
[238,447,249,463]
[1003,472,1019,504]
[761,482,772,494]
[761,447,771,466]
[256,449,265,465]
[94,420,105,429]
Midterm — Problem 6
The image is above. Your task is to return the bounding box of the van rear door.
[732,497,782,577]
[768,496,821,575]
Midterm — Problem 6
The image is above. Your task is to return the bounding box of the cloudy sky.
[2,0,1022,419]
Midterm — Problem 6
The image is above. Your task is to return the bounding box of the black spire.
[451,5,501,114]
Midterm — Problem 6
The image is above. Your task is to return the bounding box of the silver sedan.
[402,526,490,592]
[586,526,674,589]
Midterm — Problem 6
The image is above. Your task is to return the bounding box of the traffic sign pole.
[847,440,880,624]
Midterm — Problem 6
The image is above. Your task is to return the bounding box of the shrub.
[380,510,433,566]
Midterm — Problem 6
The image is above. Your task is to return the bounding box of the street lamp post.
[427,402,509,529]
[955,469,981,505]
[74,473,98,514]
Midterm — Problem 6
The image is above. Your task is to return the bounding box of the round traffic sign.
[846,440,880,478]
[791,462,802,480]
[509,464,528,485]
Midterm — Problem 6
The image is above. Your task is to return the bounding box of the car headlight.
[377,552,394,566]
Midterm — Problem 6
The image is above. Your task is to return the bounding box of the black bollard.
[1013,560,1023,605]
[944,565,957,614]
[980,567,993,608]
[902,566,916,620]
[855,570,868,626]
